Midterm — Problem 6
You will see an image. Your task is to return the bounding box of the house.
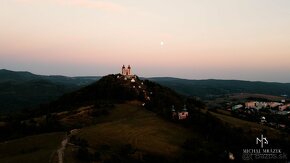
[255,102,268,109]
[178,105,189,120]
[260,116,267,124]
[245,101,256,109]
[279,104,290,111]
[232,104,243,110]
[268,102,283,108]
[171,105,177,119]
[171,105,189,120]
[245,101,269,110]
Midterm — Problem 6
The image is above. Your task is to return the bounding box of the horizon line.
[1,68,290,84]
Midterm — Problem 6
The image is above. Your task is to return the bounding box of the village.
[231,100,290,130]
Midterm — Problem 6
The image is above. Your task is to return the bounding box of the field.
[75,101,195,159]
[0,132,65,163]
[228,93,285,101]
[209,111,288,140]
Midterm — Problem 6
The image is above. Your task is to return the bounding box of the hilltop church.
[122,65,132,76]
[119,65,136,82]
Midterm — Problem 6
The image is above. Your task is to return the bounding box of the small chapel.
[171,105,189,120]
[121,65,133,76]
[119,65,136,82]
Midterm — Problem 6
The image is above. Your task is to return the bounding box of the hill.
[0,69,100,113]
[0,69,100,85]
[64,101,218,163]
[0,69,39,82]
[46,74,184,117]
[1,74,289,162]
[0,74,188,141]
[149,77,290,99]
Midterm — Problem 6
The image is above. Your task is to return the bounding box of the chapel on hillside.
[122,65,132,76]
[119,65,136,82]
[171,105,189,120]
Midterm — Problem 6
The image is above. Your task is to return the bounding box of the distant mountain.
[0,69,40,82]
[149,77,290,99]
[0,69,100,86]
[0,69,100,113]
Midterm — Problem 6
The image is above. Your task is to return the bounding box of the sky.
[0,0,290,82]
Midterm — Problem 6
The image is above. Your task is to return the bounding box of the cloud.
[16,0,127,13]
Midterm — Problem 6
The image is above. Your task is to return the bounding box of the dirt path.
[51,129,80,163]
[57,137,68,163]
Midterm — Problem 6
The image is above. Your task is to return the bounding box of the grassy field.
[76,101,194,159]
[209,111,288,139]
[0,132,65,163]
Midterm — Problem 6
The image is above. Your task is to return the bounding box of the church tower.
[121,64,133,77]
[122,65,126,75]
[127,65,131,75]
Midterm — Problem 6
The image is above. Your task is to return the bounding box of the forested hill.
[45,74,186,116]
[0,69,100,112]
[0,69,100,85]
[149,77,290,98]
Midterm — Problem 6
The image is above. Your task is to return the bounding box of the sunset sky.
[0,0,290,82]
